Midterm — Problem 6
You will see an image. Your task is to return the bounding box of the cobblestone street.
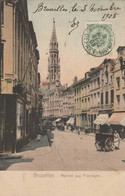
[3,130,125,171]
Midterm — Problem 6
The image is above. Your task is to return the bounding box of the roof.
[103,58,116,66]
[117,46,125,52]
[42,82,49,86]
[73,78,85,87]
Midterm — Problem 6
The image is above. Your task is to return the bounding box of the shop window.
[116,77,120,89]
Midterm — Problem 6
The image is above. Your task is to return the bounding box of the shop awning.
[66,117,74,125]
[93,114,109,125]
[55,118,61,122]
[106,113,125,125]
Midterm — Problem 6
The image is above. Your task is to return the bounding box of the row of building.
[0,0,41,153]
[42,46,125,133]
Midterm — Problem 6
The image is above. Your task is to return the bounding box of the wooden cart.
[95,132,115,151]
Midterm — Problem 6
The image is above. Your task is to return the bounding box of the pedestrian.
[46,128,52,146]
[121,128,125,139]
[78,126,80,135]
[114,130,120,150]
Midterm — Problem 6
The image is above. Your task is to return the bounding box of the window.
[97,77,100,86]
[1,1,4,25]
[0,43,4,78]
[94,79,96,88]
[111,90,114,104]
[105,91,108,104]
[110,74,113,82]
[116,95,120,108]
[101,93,103,104]
[123,94,125,107]
[116,77,120,89]
[105,71,108,84]
[97,92,100,104]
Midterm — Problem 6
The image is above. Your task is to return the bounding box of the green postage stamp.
[82,24,115,57]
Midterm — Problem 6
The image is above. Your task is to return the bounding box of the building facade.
[114,47,125,112]
[99,59,115,117]
[0,0,39,153]
[89,67,101,132]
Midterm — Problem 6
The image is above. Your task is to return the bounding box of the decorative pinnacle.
[50,18,57,43]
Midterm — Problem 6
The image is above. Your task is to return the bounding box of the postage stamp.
[82,24,115,57]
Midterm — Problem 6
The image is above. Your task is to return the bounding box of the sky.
[27,0,125,86]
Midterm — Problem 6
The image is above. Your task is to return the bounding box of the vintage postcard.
[0,0,125,195]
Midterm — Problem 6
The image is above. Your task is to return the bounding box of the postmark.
[82,24,115,57]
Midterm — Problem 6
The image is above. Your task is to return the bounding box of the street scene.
[0,129,124,171]
[0,0,125,172]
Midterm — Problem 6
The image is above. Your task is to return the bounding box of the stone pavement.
[0,135,49,170]
[1,130,125,171]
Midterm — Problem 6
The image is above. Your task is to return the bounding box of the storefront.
[0,95,27,153]
[94,114,109,133]
[106,112,125,138]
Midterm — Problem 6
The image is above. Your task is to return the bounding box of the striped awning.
[94,114,109,125]
[106,113,125,126]
[66,117,74,125]
[55,118,61,122]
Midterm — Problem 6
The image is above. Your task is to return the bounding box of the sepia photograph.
[0,0,125,175]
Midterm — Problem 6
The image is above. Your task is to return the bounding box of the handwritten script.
[34,2,120,21]
[33,2,121,35]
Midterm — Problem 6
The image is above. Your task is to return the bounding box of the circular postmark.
[82,24,115,57]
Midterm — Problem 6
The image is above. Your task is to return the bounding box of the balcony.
[100,103,114,110]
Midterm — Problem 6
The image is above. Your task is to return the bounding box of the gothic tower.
[47,19,61,88]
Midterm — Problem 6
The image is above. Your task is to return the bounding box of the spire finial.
[50,18,57,43]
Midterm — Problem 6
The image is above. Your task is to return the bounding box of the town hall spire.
[47,19,61,88]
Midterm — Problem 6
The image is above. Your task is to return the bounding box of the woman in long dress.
[114,130,120,150]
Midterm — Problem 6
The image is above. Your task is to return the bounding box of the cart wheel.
[95,141,102,151]
[105,137,114,151]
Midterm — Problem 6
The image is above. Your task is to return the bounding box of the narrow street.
[2,130,125,171]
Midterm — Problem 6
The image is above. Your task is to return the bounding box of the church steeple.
[50,18,57,43]
[47,19,61,88]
